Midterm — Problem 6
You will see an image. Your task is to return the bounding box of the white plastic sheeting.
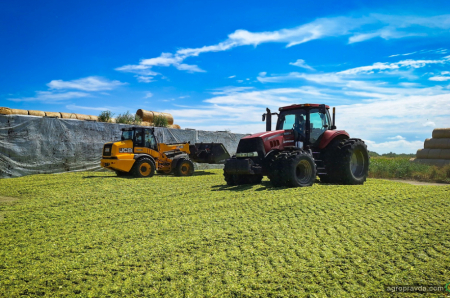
[0,115,248,178]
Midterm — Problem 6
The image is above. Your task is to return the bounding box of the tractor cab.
[275,104,334,149]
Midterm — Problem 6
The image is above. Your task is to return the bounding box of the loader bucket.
[189,143,230,164]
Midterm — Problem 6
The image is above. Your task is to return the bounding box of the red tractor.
[223,104,369,187]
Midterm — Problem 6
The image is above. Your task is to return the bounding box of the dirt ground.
[380,179,449,186]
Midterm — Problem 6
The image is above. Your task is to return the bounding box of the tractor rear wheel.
[132,158,156,178]
[174,159,194,176]
[321,138,369,185]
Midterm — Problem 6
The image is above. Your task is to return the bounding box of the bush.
[115,111,142,125]
[98,110,114,123]
[369,156,450,183]
[153,115,168,127]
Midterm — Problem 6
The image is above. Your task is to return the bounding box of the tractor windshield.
[276,109,307,132]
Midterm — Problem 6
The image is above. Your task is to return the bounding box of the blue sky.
[1,0,450,153]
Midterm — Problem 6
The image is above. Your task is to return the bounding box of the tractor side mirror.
[262,114,266,121]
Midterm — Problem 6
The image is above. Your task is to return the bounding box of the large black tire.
[174,159,194,176]
[321,138,369,185]
[224,171,236,186]
[282,151,317,187]
[131,158,156,178]
[268,151,316,187]
[268,152,289,187]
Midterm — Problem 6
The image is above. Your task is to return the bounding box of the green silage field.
[0,170,449,297]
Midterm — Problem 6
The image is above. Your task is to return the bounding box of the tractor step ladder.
[312,152,327,175]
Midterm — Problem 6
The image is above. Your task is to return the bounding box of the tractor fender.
[171,154,190,169]
[318,130,350,149]
[133,154,156,164]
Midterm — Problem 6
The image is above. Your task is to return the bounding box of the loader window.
[144,129,157,150]
[121,130,134,141]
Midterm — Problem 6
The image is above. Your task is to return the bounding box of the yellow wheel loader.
[101,127,230,178]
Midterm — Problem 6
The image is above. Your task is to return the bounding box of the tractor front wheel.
[283,151,317,187]
[132,158,156,178]
[174,159,194,176]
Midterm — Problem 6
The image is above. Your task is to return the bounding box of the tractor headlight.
[236,151,258,158]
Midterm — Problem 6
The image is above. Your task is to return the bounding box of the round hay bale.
[10,109,28,115]
[140,121,152,126]
[74,114,90,121]
[412,158,450,167]
[60,112,77,119]
[416,149,430,159]
[136,109,174,125]
[0,107,12,115]
[110,118,116,123]
[28,110,45,117]
[439,149,450,159]
[89,115,98,121]
[169,124,181,129]
[432,128,450,138]
[424,138,450,149]
[428,149,441,159]
[45,111,61,118]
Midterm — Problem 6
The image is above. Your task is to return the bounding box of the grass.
[369,157,450,183]
[1,170,450,297]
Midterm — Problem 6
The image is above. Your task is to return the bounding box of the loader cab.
[121,127,158,150]
[276,104,331,148]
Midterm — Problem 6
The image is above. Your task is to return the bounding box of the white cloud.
[365,139,423,154]
[338,58,449,75]
[228,75,236,78]
[388,135,406,140]
[289,59,314,70]
[8,91,89,103]
[429,76,450,81]
[136,76,154,83]
[258,72,267,77]
[423,121,436,127]
[117,14,450,81]
[47,76,126,91]
[144,92,153,98]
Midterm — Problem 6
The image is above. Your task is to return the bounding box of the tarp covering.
[0,115,248,178]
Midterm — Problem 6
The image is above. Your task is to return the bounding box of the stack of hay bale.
[0,107,100,121]
[0,107,181,129]
[412,128,450,166]
[136,109,181,129]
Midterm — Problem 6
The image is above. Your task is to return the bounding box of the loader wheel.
[322,138,369,185]
[132,158,155,178]
[283,151,316,187]
[175,159,194,176]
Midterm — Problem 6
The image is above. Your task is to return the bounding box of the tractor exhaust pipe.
[265,108,271,131]
[331,107,336,130]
